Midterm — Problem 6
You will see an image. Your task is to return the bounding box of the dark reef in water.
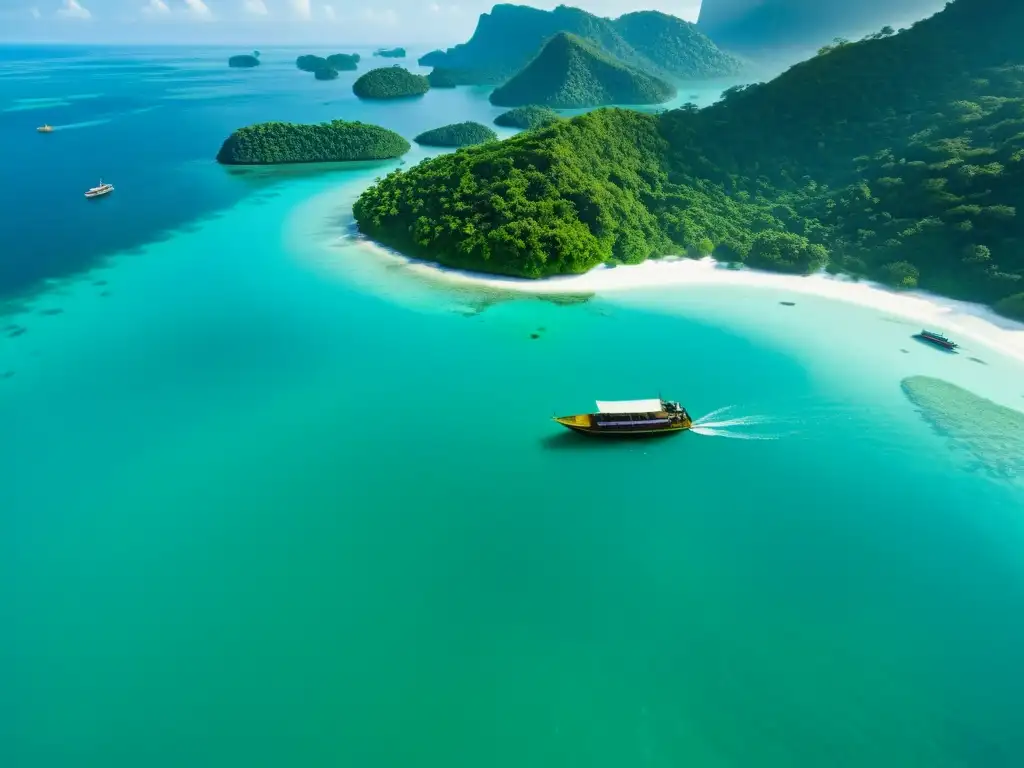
[38,308,63,316]
[901,375,1024,480]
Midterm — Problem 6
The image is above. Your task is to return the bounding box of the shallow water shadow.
[540,430,677,451]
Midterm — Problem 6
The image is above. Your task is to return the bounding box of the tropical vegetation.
[426,69,458,88]
[494,105,562,129]
[418,3,741,85]
[414,122,498,147]
[352,67,430,99]
[374,48,407,58]
[354,0,1024,317]
[490,33,676,108]
[314,68,339,81]
[216,120,410,165]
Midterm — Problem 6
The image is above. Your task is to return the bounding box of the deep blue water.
[0,44,501,301]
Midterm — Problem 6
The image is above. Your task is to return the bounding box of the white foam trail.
[691,427,778,440]
[692,404,735,424]
[692,414,774,429]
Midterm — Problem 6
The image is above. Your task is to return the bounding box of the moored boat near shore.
[916,329,959,351]
[37,124,53,133]
[554,398,692,437]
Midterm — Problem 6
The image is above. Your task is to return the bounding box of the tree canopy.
[352,67,430,99]
[489,33,676,109]
[414,122,498,147]
[494,105,563,129]
[216,120,410,165]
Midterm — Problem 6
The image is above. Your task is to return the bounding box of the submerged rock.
[901,375,1024,481]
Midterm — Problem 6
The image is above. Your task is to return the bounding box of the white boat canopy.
[596,398,663,414]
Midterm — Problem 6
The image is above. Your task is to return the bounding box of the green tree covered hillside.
[355,0,1024,316]
[419,3,741,85]
[490,33,676,108]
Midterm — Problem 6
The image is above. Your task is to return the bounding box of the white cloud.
[361,8,397,25]
[56,0,91,19]
[244,0,268,14]
[291,0,311,20]
[141,0,171,15]
[30,6,42,17]
[183,0,212,18]
[322,5,335,21]
[429,3,460,13]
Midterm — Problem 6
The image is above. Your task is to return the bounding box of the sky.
[0,1,704,45]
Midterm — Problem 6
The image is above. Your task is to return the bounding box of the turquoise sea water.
[2,46,1024,767]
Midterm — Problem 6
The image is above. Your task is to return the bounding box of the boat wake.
[690,406,782,440]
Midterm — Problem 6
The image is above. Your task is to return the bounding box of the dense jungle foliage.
[355,0,1024,316]
[426,69,458,88]
[489,33,676,108]
[414,122,498,147]
[418,3,741,85]
[494,105,563,129]
[216,120,410,165]
[352,67,430,99]
[314,68,338,81]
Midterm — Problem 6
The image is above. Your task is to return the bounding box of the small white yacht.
[85,180,114,199]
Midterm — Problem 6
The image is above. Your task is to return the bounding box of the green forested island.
[354,0,1024,318]
[414,122,498,147]
[314,68,339,81]
[216,120,410,165]
[228,54,260,68]
[327,53,360,70]
[418,3,741,85]
[352,67,430,99]
[494,105,562,129]
[426,69,458,88]
[374,48,407,58]
[490,32,676,108]
[297,53,359,75]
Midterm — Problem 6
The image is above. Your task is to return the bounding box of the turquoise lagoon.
[2,46,1024,768]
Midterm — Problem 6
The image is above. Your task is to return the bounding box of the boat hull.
[559,423,687,437]
[915,333,957,351]
[554,414,690,438]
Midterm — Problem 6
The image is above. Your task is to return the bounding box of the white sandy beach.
[350,237,1024,364]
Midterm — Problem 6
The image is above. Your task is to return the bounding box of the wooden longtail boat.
[553,398,692,437]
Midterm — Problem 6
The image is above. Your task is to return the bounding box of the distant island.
[418,3,742,85]
[297,53,360,77]
[494,105,562,129]
[228,53,260,68]
[327,53,360,70]
[414,122,498,147]
[374,48,407,58]
[352,67,430,99]
[490,33,676,108]
[353,0,1024,319]
[216,120,410,165]
[426,69,458,88]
